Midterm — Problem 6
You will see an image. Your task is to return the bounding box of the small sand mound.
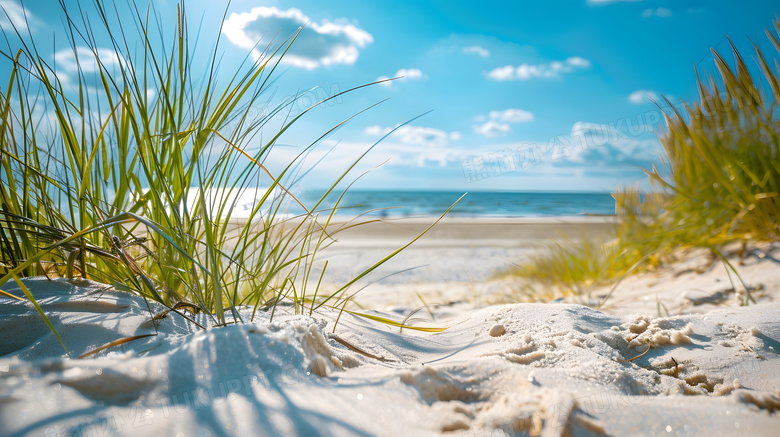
[56,367,156,404]
[624,315,694,348]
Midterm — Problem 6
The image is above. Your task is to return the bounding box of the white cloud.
[396,68,424,80]
[413,149,461,167]
[487,56,591,81]
[571,121,623,141]
[292,119,663,174]
[473,108,534,137]
[394,126,450,147]
[364,125,458,147]
[53,47,125,73]
[463,45,490,57]
[365,125,385,136]
[0,1,37,32]
[473,121,511,137]
[568,137,663,168]
[628,89,659,104]
[486,65,515,81]
[642,7,672,18]
[377,68,426,86]
[544,120,666,171]
[587,0,642,5]
[566,56,591,68]
[222,7,373,70]
[488,108,534,123]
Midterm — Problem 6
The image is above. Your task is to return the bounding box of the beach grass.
[512,20,780,302]
[0,1,448,333]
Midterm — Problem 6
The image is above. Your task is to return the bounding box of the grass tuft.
[512,19,780,301]
[0,0,453,337]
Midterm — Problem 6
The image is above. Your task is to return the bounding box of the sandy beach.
[1,218,778,437]
[291,216,612,304]
[3,0,779,435]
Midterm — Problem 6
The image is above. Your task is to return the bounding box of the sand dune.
[1,221,779,436]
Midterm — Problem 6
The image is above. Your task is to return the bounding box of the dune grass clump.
[513,20,780,301]
[0,1,451,334]
[507,236,634,301]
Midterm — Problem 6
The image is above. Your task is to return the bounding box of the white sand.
[307,217,618,310]
[1,220,779,436]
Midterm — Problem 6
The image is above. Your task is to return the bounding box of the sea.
[291,190,616,218]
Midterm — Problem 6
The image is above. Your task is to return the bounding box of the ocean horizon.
[292,189,617,218]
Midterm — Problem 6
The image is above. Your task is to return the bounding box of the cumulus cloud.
[364,125,385,136]
[564,119,665,169]
[377,68,426,86]
[568,138,663,168]
[463,45,490,57]
[566,56,591,68]
[396,68,424,80]
[473,108,534,137]
[489,108,534,123]
[54,47,125,73]
[571,121,624,142]
[364,125,459,147]
[439,118,659,183]
[642,7,672,18]
[473,121,511,137]
[222,7,373,69]
[486,65,515,81]
[628,89,659,104]
[0,1,38,32]
[487,57,591,81]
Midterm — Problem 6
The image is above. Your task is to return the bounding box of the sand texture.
[1,219,779,437]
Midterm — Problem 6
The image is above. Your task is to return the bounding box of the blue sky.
[2,0,779,192]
